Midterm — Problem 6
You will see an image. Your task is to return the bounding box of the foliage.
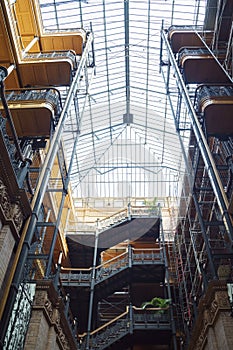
[141,297,171,314]
[142,197,157,207]
[142,197,158,214]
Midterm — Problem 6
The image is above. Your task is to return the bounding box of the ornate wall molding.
[0,128,31,227]
[0,178,11,220]
[0,178,25,238]
[188,280,231,350]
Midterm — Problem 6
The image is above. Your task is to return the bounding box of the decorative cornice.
[188,280,231,350]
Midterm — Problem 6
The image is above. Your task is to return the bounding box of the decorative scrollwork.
[0,178,11,219]
[54,308,70,350]
[196,332,206,350]
[0,178,24,233]
[3,283,36,349]
[0,115,19,173]
[34,290,47,306]
[209,299,218,323]
[11,202,24,231]
[216,291,230,309]
[45,298,54,321]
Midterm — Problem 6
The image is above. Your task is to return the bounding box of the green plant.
[142,197,158,214]
[141,297,171,314]
[142,197,157,207]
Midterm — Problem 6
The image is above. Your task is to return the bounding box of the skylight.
[39,0,206,203]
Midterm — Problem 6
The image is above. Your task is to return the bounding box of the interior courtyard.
[1,0,233,349]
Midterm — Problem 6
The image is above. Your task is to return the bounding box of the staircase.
[67,205,160,234]
[63,207,166,347]
[97,288,129,324]
[60,247,163,287]
[79,305,171,350]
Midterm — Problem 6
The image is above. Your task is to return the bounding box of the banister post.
[129,303,133,334]
[86,218,99,350]
[127,202,132,220]
[53,251,62,291]
[128,244,132,268]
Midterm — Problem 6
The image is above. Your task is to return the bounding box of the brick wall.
[0,225,15,292]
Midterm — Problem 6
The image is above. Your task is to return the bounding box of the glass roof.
[39,0,206,205]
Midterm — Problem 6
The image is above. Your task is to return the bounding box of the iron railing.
[79,305,171,350]
[61,247,163,287]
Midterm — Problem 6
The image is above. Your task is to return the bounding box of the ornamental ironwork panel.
[3,283,36,350]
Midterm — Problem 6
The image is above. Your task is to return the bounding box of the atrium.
[0,0,233,349]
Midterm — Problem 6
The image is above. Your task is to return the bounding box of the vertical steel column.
[128,244,132,268]
[102,0,113,142]
[124,0,130,118]
[45,56,93,277]
[86,220,99,350]
[127,202,132,220]
[45,140,75,278]
[53,252,63,291]
[38,209,51,253]
[144,0,151,144]
[159,211,177,350]
[0,33,93,345]
[129,303,133,334]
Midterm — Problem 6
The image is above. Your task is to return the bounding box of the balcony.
[9,0,86,56]
[178,48,231,84]
[168,25,207,54]
[0,0,87,88]
[18,50,79,86]
[0,88,62,138]
[195,84,233,136]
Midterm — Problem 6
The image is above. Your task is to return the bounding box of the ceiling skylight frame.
[39,0,206,201]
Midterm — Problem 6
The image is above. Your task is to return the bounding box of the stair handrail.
[61,249,128,273]
[96,250,128,270]
[132,305,169,311]
[79,305,171,349]
[67,205,160,234]
[60,250,128,284]
[96,205,160,232]
[91,309,128,337]
[97,208,129,230]
[133,247,162,253]
[132,305,170,318]
[78,309,129,349]
[60,266,92,284]
[132,247,163,263]
[95,247,163,278]
[61,266,92,272]
[80,305,170,338]
[130,205,159,216]
[60,246,163,284]
[95,250,129,282]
